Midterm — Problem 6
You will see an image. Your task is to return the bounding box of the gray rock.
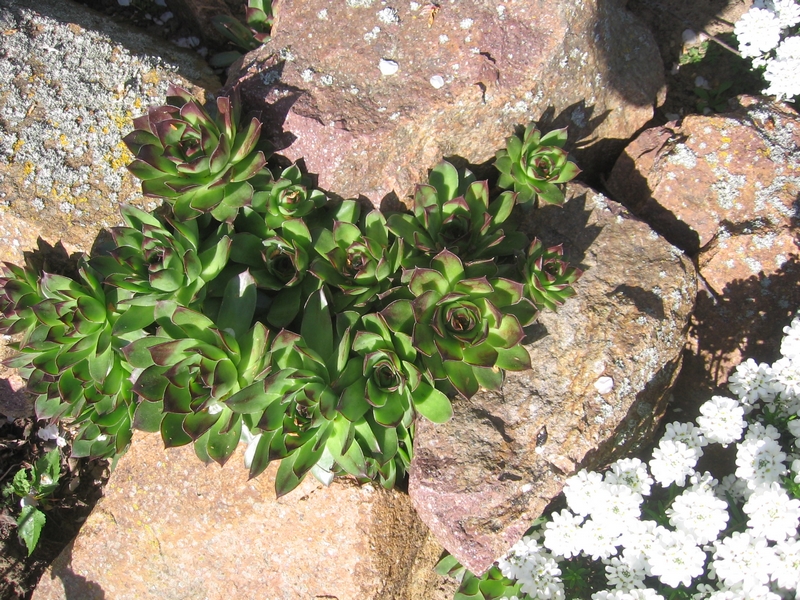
[0,0,219,264]
[228,0,665,204]
[409,183,696,575]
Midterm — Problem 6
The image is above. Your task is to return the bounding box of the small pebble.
[379,59,399,75]
[594,376,614,395]
[429,75,445,89]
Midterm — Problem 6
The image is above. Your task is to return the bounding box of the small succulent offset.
[124,84,271,223]
[211,0,273,68]
[494,124,581,206]
[521,239,583,312]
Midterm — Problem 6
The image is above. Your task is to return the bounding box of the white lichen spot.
[377,7,400,24]
[496,5,507,18]
[667,143,697,168]
[460,18,474,28]
[279,47,296,61]
[32,198,44,210]
[711,169,745,210]
[439,34,449,44]
[744,257,763,274]
[260,70,281,86]
[594,376,614,395]
[320,74,334,86]
[349,86,360,95]
[725,259,736,269]
[410,1,420,9]
[347,0,375,7]
[379,59,399,75]
[59,202,73,214]
[317,8,329,19]
[776,254,788,268]
[364,26,381,41]
[521,483,533,493]
[430,75,445,89]
[301,69,314,82]
[389,112,401,121]
[753,233,775,249]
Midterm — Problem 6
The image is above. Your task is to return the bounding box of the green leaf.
[301,289,334,365]
[444,361,480,398]
[429,161,460,203]
[274,453,304,498]
[206,411,242,466]
[216,270,257,339]
[434,554,463,578]
[495,345,532,371]
[226,381,273,413]
[11,469,31,498]
[412,382,453,423]
[160,413,192,448]
[17,506,46,556]
[133,399,164,432]
[247,430,276,479]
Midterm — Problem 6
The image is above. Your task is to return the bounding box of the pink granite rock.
[409,183,696,574]
[228,0,665,204]
[607,96,800,383]
[33,431,455,600]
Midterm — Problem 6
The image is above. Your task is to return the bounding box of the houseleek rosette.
[310,208,405,312]
[123,272,269,466]
[0,260,139,458]
[90,205,231,309]
[252,163,326,230]
[124,84,271,223]
[521,239,583,312]
[387,161,526,263]
[382,250,537,398]
[494,124,581,206]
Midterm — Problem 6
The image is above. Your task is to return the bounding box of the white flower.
[727,359,776,409]
[716,473,749,503]
[37,423,67,448]
[605,458,653,495]
[592,484,643,526]
[793,458,800,483]
[543,509,585,559]
[758,0,800,27]
[734,7,783,57]
[592,590,664,599]
[735,432,787,490]
[498,536,565,599]
[781,315,800,360]
[667,487,729,544]
[661,422,707,459]
[711,531,776,591]
[563,470,606,516]
[770,356,800,400]
[579,518,623,560]
[696,396,745,446]
[742,481,800,541]
[763,38,800,104]
[603,555,647,590]
[645,528,706,588]
[772,537,800,592]
[649,440,697,487]
[787,419,800,445]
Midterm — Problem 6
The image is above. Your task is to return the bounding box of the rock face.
[0,0,218,265]
[607,97,800,385]
[229,0,664,204]
[33,432,456,600]
[409,183,696,575]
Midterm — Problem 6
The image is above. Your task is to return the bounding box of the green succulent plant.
[0,259,137,458]
[90,204,232,309]
[388,161,526,263]
[494,124,581,206]
[252,163,327,230]
[123,272,270,466]
[521,239,582,312]
[382,250,537,398]
[211,0,273,68]
[124,84,272,223]
[310,206,406,312]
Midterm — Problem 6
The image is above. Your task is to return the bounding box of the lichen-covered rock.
[409,183,696,575]
[33,432,456,600]
[0,0,219,265]
[228,0,664,204]
[607,96,800,383]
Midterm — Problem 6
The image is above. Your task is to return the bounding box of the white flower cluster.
[734,0,800,101]
[494,311,800,599]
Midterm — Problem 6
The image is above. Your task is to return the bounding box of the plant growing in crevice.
[211,0,274,68]
[0,85,582,497]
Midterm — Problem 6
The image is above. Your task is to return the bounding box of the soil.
[0,0,793,598]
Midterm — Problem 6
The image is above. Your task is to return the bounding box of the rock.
[409,183,696,575]
[33,431,456,600]
[228,0,664,204]
[607,96,800,385]
[0,0,219,265]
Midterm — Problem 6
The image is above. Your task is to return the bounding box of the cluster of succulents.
[0,85,581,497]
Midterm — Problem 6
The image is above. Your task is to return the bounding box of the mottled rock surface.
[0,0,218,265]
[607,97,800,386]
[409,183,696,575]
[33,431,456,600]
[229,0,664,204]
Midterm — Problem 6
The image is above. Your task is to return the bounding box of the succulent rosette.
[211,0,273,67]
[388,161,526,263]
[0,260,138,458]
[310,207,405,312]
[253,164,327,229]
[123,272,270,465]
[90,205,231,309]
[521,239,583,311]
[494,124,581,206]
[382,250,537,398]
[123,85,271,223]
